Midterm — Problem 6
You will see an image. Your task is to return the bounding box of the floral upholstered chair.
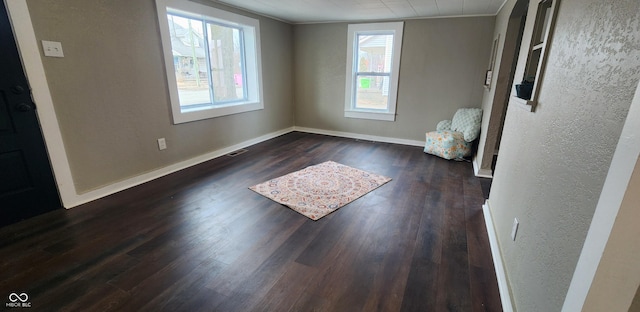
[424,108,482,160]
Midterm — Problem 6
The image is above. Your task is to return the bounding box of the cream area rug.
[249,161,391,220]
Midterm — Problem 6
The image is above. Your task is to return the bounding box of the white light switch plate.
[157,138,167,150]
[42,40,64,57]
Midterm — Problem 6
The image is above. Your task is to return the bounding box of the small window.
[514,0,559,110]
[344,22,404,121]
[156,0,263,124]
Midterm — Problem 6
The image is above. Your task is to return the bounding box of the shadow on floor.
[479,178,492,200]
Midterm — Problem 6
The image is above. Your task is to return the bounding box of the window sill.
[173,101,263,124]
[344,110,396,121]
[511,96,536,112]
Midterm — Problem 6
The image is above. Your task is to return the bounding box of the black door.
[1,2,61,226]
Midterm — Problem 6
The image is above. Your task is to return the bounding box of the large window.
[156,0,263,124]
[344,22,404,121]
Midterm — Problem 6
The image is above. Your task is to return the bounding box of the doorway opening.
[478,0,530,182]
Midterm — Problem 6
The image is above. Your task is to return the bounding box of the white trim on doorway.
[561,80,640,311]
[473,155,493,178]
[6,0,76,207]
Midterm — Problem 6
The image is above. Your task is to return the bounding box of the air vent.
[226,149,248,157]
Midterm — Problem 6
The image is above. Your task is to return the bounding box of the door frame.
[474,0,529,177]
[5,0,74,207]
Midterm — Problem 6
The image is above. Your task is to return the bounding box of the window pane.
[354,75,390,110]
[207,23,245,103]
[356,34,394,73]
[532,0,553,45]
[525,47,542,83]
[167,14,212,107]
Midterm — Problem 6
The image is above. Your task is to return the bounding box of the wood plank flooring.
[0,132,501,311]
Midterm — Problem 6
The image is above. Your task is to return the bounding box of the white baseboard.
[473,155,493,178]
[483,200,514,312]
[65,127,295,208]
[293,126,425,147]
[64,126,426,208]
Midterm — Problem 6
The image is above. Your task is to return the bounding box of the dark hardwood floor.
[0,132,501,311]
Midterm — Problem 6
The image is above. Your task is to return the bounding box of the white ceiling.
[213,0,508,24]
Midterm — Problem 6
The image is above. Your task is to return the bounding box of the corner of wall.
[473,154,493,178]
[562,80,640,312]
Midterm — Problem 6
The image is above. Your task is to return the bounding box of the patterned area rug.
[249,161,392,220]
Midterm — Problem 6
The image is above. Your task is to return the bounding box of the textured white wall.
[562,75,640,311]
[488,0,640,310]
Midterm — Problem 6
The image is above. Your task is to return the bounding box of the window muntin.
[156,0,263,124]
[344,22,403,122]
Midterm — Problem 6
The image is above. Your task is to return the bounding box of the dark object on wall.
[515,80,534,100]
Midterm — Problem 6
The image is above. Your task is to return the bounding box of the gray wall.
[293,17,495,141]
[488,0,640,310]
[631,286,640,312]
[26,0,294,193]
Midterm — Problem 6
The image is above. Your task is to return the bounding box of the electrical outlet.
[511,218,519,241]
[42,40,64,57]
[157,138,167,150]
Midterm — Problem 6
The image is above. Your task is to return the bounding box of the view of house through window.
[156,0,263,124]
[344,22,403,122]
[167,14,246,108]
[354,34,394,110]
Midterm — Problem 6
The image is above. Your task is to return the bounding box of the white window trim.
[512,0,560,112]
[155,0,264,124]
[344,22,404,122]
